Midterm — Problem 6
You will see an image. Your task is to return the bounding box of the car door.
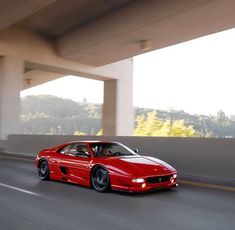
[59,143,92,186]
[47,144,73,179]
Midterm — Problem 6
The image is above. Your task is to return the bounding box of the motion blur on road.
[0,154,234,230]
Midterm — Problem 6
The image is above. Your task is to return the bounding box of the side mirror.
[134,149,139,153]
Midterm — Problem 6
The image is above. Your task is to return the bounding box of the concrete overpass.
[0,1,235,228]
[1,0,235,140]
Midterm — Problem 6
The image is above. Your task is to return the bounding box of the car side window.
[90,145,111,157]
[68,144,90,157]
[59,144,72,154]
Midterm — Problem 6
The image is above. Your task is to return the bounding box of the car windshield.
[89,142,137,157]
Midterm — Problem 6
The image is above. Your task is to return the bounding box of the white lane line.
[0,155,34,162]
[98,212,124,221]
[0,182,40,196]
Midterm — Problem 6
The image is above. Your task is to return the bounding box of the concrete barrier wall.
[0,139,5,152]
[2,135,235,185]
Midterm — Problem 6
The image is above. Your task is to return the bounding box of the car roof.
[64,140,120,145]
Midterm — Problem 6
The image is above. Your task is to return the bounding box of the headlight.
[173,174,177,179]
[132,178,145,183]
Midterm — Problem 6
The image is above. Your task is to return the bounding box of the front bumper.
[111,174,178,193]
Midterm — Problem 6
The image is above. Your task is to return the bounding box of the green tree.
[144,111,163,136]
[170,120,197,137]
[158,120,171,136]
[134,114,146,136]
[74,130,87,136]
[96,129,103,136]
[134,110,198,137]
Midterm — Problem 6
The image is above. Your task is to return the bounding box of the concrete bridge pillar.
[0,56,24,139]
[103,78,133,136]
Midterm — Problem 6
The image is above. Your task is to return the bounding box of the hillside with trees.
[20,95,102,135]
[20,95,235,137]
[134,111,197,137]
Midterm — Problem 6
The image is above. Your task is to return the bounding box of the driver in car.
[102,147,112,156]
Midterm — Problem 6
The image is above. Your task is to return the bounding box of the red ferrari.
[35,141,178,192]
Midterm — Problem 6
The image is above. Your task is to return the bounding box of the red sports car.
[35,141,178,192]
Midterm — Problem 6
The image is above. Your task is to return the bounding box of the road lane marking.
[0,155,34,162]
[98,212,124,221]
[178,180,235,192]
[0,182,40,196]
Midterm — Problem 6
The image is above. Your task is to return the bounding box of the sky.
[21,28,235,116]
[21,76,104,103]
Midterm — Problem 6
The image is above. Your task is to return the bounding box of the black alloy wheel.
[39,160,50,181]
[92,167,110,192]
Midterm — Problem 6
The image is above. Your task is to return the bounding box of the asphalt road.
[0,154,234,230]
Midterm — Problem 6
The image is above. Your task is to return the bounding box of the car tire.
[91,167,110,192]
[39,160,50,181]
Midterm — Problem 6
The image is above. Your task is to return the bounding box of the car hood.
[106,155,176,177]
